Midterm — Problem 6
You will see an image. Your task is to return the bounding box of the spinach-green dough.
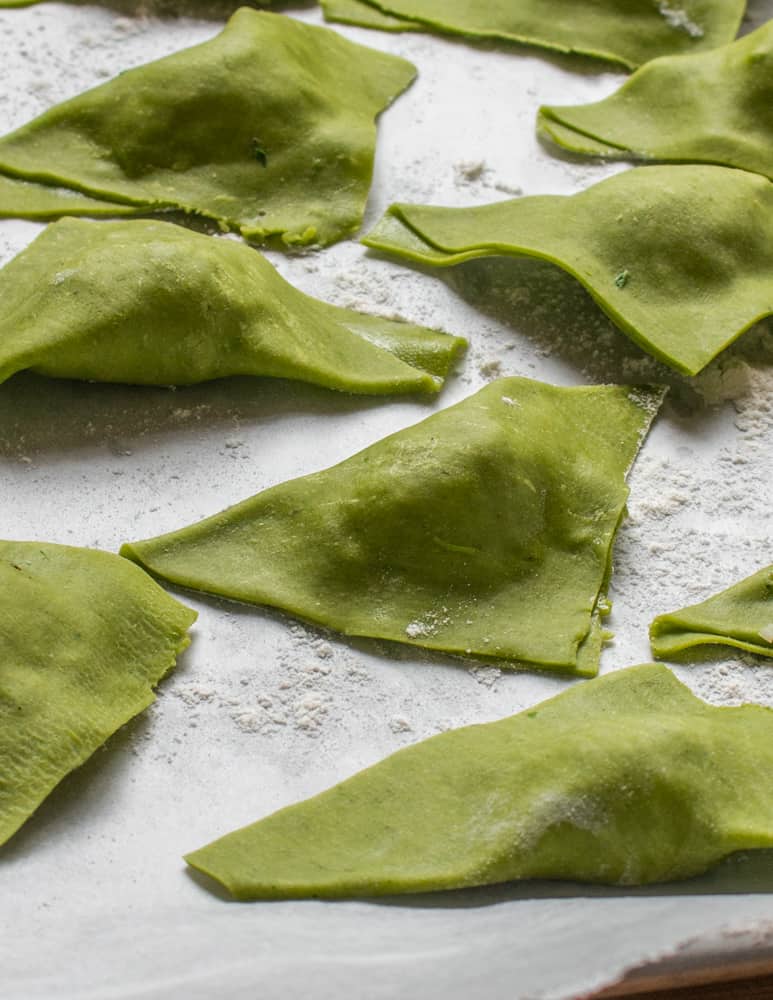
[0,10,416,248]
[186,663,773,897]
[323,0,415,31]
[0,175,145,220]
[121,378,662,677]
[651,563,773,660]
[0,540,196,848]
[538,21,773,181]
[363,165,773,376]
[0,218,464,395]
[321,0,745,70]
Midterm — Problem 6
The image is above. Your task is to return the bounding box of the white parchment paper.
[1,2,773,997]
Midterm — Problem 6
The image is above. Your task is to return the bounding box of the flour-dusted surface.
[1,3,773,999]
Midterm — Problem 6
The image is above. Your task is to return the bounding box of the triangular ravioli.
[363,165,773,376]
[0,218,465,395]
[185,663,773,898]
[538,21,773,181]
[651,563,773,660]
[321,0,745,70]
[0,10,416,248]
[0,540,196,848]
[121,378,663,677]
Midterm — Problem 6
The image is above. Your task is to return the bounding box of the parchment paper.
[2,2,773,997]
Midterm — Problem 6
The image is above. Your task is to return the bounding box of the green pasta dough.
[186,663,773,898]
[0,10,416,248]
[0,175,145,220]
[321,0,745,70]
[324,0,414,31]
[538,20,773,180]
[651,563,773,660]
[121,378,663,677]
[0,540,196,848]
[0,218,464,395]
[363,165,773,376]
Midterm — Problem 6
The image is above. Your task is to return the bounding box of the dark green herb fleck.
[251,138,268,168]
[615,269,631,289]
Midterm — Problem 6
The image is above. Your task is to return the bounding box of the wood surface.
[596,962,773,998]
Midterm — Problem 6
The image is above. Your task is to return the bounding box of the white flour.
[656,1,705,38]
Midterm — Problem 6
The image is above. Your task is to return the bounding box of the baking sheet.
[2,3,773,997]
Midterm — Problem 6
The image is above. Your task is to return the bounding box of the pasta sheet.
[0,218,465,395]
[364,165,773,376]
[121,378,663,678]
[0,541,196,847]
[321,0,745,70]
[0,10,416,248]
[187,664,773,898]
[539,20,773,180]
[651,563,773,659]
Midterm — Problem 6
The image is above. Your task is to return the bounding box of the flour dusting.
[656,1,705,38]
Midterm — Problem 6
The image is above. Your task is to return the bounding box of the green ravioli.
[121,378,663,677]
[0,218,464,395]
[538,20,773,181]
[363,165,773,376]
[0,10,416,248]
[651,564,773,660]
[186,663,773,897]
[321,0,745,70]
[0,175,145,220]
[0,540,196,848]
[322,0,415,31]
